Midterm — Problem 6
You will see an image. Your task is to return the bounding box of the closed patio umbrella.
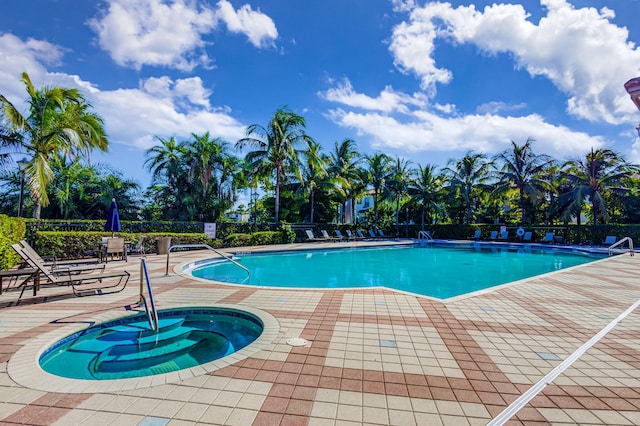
[104,198,121,237]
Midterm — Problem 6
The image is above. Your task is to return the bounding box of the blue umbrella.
[104,198,121,237]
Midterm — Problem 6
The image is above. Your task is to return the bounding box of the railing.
[165,244,251,277]
[608,237,634,256]
[417,230,434,241]
[139,258,158,331]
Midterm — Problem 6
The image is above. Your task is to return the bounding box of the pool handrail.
[164,244,250,277]
[608,237,634,256]
[139,258,158,331]
[417,230,434,241]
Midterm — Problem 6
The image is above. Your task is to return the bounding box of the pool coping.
[7,303,280,394]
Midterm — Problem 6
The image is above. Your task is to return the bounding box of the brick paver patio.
[0,240,638,425]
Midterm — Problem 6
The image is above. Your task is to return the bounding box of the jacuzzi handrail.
[140,258,159,331]
[608,237,634,256]
[164,244,250,277]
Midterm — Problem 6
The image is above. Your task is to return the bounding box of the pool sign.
[204,222,216,239]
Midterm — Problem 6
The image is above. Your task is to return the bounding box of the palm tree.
[365,153,393,226]
[408,164,445,231]
[0,72,108,217]
[236,107,312,223]
[388,157,413,229]
[144,136,187,188]
[493,138,554,225]
[185,132,228,198]
[329,139,361,223]
[561,148,639,225]
[298,140,329,223]
[443,151,492,225]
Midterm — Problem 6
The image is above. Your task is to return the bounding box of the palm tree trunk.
[421,205,425,231]
[520,187,526,225]
[274,169,281,224]
[309,190,315,224]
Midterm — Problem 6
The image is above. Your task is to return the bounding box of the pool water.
[191,245,604,299]
[39,308,263,380]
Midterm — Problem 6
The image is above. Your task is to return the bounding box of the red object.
[624,77,640,111]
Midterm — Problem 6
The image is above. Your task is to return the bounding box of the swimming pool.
[189,245,605,299]
[39,307,263,380]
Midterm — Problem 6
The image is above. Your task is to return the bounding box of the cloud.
[0,34,245,151]
[0,33,64,104]
[390,0,640,124]
[88,0,278,71]
[476,101,527,115]
[319,79,426,114]
[326,106,605,161]
[215,0,278,48]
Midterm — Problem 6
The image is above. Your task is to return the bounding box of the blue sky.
[2,0,640,192]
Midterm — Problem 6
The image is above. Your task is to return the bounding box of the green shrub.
[278,222,296,244]
[224,233,252,247]
[0,215,26,270]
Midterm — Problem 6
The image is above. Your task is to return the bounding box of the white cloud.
[390,0,640,124]
[476,101,527,115]
[0,34,64,104]
[0,34,245,152]
[215,0,278,48]
[319,79,426,114]
[88,0,217,71]
[326,107,605,160]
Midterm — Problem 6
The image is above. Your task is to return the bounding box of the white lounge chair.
[321,230,339,241]
[305,230,323,242]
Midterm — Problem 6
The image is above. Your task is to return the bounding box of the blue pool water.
[190,245,604,299]
[39,307,263,380]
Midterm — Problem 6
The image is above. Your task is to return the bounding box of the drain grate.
[287,337,309,347]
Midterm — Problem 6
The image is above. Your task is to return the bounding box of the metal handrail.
[165,244,251,276]
[139,258,158,331]
[608,237,634,256]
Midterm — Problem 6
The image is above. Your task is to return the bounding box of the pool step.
[92,330,230,374]
[97,317,185,341]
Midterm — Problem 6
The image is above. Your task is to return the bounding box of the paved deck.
[0,241,639,425]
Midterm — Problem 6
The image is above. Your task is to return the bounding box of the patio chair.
[368,229,378,239]
[305,230,326,242]
[522,232,532,242]
[488,231,498,240]
[128,236,147,256]
[103,237,127,263]
[321,230,340,241]
[356,230,368,239]
[345,230,364,240]
[602,235,617,246]
[334,230,347,240]
[497,231,509,241]
[12,244,130,297]
[470,230,481,240]
[19,240,105,275]
[542,232,555,244]
[377,229,387,238]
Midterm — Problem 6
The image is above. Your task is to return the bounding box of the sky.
[2,0,640,194]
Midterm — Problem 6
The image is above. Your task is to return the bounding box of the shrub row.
[0,215,26,270]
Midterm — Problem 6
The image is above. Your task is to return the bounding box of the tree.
[0,72,108,217]
[493,138,554,225]
[443,151,492,225]
[298,140,329,223]
[408,164,445,230]
[561,148,640,225]
[365,153,393,226]
[329,138,361,223]
[236,107,312,223]
[388,157,413,229]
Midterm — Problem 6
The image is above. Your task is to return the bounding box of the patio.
[0,241,639,425]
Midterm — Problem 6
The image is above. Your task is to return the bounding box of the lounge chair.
[542,232,555,244]
[20,240,105,275]
[305,229,323,242]
[368,229,378,239]
[602,236,617,246]
[488,231,498,240]
[356,230,368,239]
[345,230,363,240]
[377,229,387,238]
[470,230,481,240]
[334,230,348,240]
[321,230,339,241]
[12,244,130,297]
[497,231,509,241]
[522,231,532,242]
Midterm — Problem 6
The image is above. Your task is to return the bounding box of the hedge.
[0,215,26,270]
